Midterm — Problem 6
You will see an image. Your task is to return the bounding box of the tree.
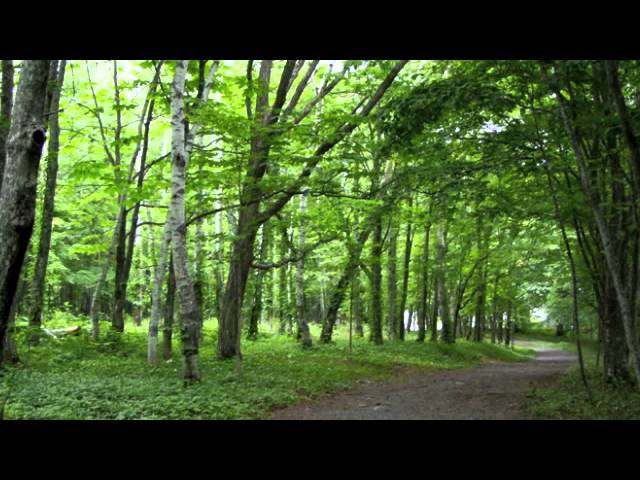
[0,60,51,355]
[29,60,67,344]
[217,60,408,359]
[169,60,202,384]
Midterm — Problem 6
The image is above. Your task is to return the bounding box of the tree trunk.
[0,60,50,352]
[398,202,413,341]
[352,267,363,337]
[247,222,270,340]
[148,220,171,366]
[369,213,383,345]
[436,220,452,343]
[278,222,289,335]
[295,191,312,348]
[504,302,512,347]
[546,64,640,386]
[387,217,398,340]
[473,219,488,343]
[320,226,372,343]
[28,61,66,344]
[170,60,201,384]
[217,60,407,359]
[0,60,14,190]
[417,218,432,343]
[89,214,120,339]
[163,253,176,361]
[111,204,128,333]
[214,194,225,322]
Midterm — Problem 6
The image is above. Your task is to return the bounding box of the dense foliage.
[2,59,640,419]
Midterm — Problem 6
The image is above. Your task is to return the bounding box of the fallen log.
[42,326,81,339]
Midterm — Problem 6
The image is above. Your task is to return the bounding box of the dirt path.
[270,343,576,420]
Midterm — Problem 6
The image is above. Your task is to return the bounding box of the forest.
[1,59,639,420]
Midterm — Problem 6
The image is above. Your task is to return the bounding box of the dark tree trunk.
[473,280,487,343]
[545,63,640,386]
[218,219,260,358]
[295,191,312,348]
[277,222,289,335]
[28,61,66,344]
[0,60,50,353]
[504,302,512,347]
[417,218,432,343]
[111,205,128,333]
[369,213,383,345]
[398,203,413,341]
[320,226,372,343]
[490,275,499,345]
[435,220,451,343]
[387,218,398,340]
[352,268,363,337]
[248,222,271,340]
[0,60,14,189]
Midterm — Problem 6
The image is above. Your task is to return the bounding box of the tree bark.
[0,60,14,190]
[247,222,271,340]
[387,216,398,340]
[417,218,432,343]
[351,267,363,337]
[320,227,372,343]
[28,61,66,344]
[163,253,176,361]
[295,190,312,347]
[398,199,414,341]
[544,164,592,397]
[369,213,383,345]
[148,220,171,366]
[435,219,452,343]
[170,60,201,383]
[112,65,162,334]
[545,63,640,386]
[0,60,50,353]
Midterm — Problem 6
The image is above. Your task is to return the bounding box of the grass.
[0,316,532,420]
[518,328,640,420]
[525,366,640,420]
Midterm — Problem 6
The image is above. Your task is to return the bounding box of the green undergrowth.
[525,365,640,420]
[519,330,640,419]
[1,318,532,420]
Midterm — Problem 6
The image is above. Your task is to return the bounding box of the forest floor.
[270,340,576,420]
[0,319,534,420]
